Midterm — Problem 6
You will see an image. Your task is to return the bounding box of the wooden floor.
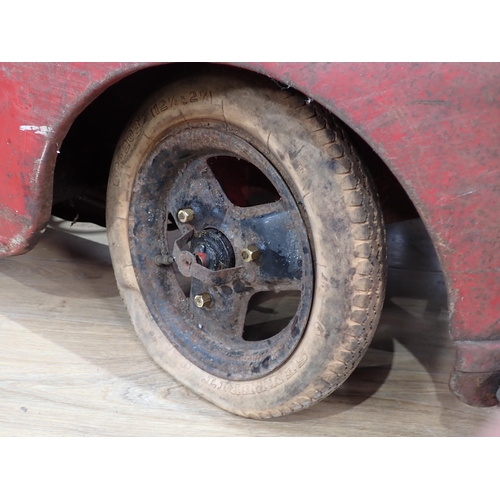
[0,217,497,436]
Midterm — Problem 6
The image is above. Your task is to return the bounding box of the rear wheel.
[106,69,386,418]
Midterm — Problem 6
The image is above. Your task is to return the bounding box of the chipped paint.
[19,125,52,137]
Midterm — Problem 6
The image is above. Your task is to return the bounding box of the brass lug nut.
[177,208,195,223]
[241,245,261,262]
[194,293,212,308]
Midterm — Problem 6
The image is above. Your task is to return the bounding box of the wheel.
[106,68,386,419]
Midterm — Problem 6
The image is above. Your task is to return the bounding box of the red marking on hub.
[195,252,208,267]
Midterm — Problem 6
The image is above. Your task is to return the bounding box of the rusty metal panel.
[1,62,499,406]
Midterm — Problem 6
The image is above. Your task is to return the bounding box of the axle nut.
[194,293,212,308]
[177,208,195,223]
[241,245,260,262]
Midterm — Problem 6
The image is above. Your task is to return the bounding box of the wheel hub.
[191,228,235,271]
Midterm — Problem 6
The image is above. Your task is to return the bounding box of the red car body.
[1,62,499,407]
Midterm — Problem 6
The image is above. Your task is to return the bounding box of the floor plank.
[0,217,497,436]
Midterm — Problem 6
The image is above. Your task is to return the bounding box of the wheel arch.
[52,62,417,228]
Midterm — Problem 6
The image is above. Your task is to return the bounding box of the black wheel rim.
[129,121,314,380]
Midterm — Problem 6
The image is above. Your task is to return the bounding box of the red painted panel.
[0,62,152,254]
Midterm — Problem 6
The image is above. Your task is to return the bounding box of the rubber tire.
[106,68,386,419]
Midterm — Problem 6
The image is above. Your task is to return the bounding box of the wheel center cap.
[191,228,235,271]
